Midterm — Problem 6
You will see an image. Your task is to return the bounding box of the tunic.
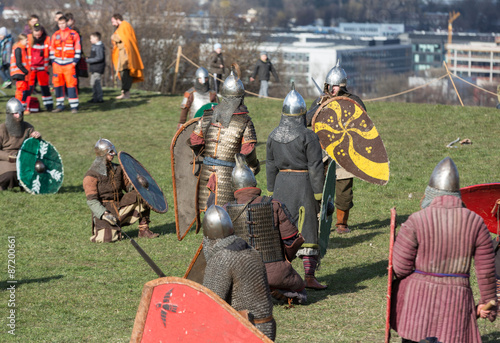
[0,122,34,186]
[391,195,496,343]
[266,128,324,250]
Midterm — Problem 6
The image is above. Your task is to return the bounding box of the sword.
[122,231,166,278]
[311,77,323,95]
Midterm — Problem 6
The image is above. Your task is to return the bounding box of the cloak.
[111,21,144,83]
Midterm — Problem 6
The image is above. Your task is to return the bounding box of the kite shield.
[130,277,273,343]
[118,151,168,214]
[312,96,389,185]
[170,118,202,240]
[461,183,500,234]
[16,137,64,194]
[194,102,217,118]
[318,161,336,257]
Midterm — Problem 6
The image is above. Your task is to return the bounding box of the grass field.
[1,86,500,342]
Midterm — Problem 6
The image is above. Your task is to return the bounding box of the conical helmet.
[325,60,347,88]
[232,153,257,190]
[428,157,460,192]
[6,98,23,116]
[203,205,234,239]
[195,67,209,84]
[282,82,306,117]
[94,138,117,157]
[221,71,245,98]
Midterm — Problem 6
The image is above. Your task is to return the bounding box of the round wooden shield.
[319,161,336,258]
[461,183,500,234]
[194,102,217,118]
[312,96,389,185]
[118,151,168,214]
[16,137,64,194]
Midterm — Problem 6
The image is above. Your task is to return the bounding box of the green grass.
[1,87,500,342]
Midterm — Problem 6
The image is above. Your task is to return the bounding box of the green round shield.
[319,161,336,257]
[16,138,64,194]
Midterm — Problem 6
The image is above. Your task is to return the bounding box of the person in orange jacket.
[49,15,81,114]
[10,34,30,112]
[27,23,53,112]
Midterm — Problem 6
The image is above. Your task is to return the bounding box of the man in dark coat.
[224,153,307,304]
[208,43,224,92]
[266,85,326,290]
[250,52,279,98]
[306,61,366,234]
[83,139,158,242]
[202,205,276,340]
[391,157,497,343]
[0,98,41,190]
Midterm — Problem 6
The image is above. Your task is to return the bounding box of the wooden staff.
[385,207,397,343]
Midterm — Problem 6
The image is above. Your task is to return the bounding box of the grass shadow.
[0,274,64,290]
[58,184,84,193]
[329,231,384,249]
[482,331,500,342]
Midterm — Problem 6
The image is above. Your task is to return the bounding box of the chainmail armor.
[227,199,285,263]
[204,114,252,161]
[268,114,308,143]
[421,185,462,209]
[5,113,23,137]
[212,97,243,127]
[198,164,234,209]
[88,155,108,176]
[202,235,276,340]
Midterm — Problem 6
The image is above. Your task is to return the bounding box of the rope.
[175,49,500,103]
[365,74,449,102]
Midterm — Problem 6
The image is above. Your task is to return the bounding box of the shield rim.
[16,137,64,195]
[170,118,202,240]
[311,96,389,185]
[118,151,168,214]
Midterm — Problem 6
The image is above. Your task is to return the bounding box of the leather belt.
[280,169,307,173]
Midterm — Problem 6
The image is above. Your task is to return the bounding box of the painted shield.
[16,137,64,194]
[461,183,500,234]
[319,162,336,258]
[130,277,273,343]
[170,118,203,240]
[194,102,217,118]
[312,96,389,185]
[118,151,168,214]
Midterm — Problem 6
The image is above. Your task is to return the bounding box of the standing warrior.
[0,98,41,190]
[391,157,496,343]
[202,205,276,340]
[266,85,326,290]
[306,61,366,234]
[190,70,259,212]
[83,139,158,242]
[225,154,307,304]
[177,67,217,129]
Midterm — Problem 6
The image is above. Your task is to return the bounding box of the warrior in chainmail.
[224,153,307,304]
[0,98,41,190]
[177,67,218,129]
[306,61,366,234]
[83,138,159,242]
[391,157,497,343]
[266,85,327,290]
[190,70,259,212]
[202,205,276,340]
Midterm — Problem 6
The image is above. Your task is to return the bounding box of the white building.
[447,42,500,84]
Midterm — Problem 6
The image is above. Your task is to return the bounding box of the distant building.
[447,42,500,83]
[338,23,404,37]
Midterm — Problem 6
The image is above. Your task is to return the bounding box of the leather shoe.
[305,276,327,290]
[336,225,351,234]
[138,228,159,238]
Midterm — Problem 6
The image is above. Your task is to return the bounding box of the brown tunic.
[0,122,34,176]
[391,195,496,342]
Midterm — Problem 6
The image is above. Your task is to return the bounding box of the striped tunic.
[391,195,496,343]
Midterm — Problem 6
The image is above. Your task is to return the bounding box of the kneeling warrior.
[202,205,276,340]
[225,153,307,304]
[83,138,158,242]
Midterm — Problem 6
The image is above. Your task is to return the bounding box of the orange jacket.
[10,41,29,80]
[27,33,50,71]
[50,28,81,66]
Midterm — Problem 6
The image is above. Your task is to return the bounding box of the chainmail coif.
[203,235,276,341]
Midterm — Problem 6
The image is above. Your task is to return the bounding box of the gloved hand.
[102,212,118,226]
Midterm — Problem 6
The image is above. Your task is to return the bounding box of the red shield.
[461,183,500,234]
[130,277,273,343]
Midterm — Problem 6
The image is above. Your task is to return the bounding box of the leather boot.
[336,208,351,234]
[305,276,327,290]
[138,218,159,238]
